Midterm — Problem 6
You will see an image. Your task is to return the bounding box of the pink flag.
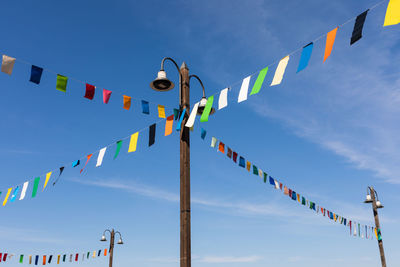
[103,89,112,104]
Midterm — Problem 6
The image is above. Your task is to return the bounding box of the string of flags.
[0,59,174,118]
[0,111,188,207]
[206,132,382,240]
[184,0,400,128]
[0,248,107,265]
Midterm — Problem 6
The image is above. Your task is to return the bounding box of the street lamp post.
[150,57,213,267]
[364,186,386,267]
[100,229,124,267]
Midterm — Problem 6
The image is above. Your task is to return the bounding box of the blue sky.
[0,0,399,266]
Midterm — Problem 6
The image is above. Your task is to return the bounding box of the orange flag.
[324,27,338,62]
[123,95,132,110]
[165,115,174,136]
[218,142,225,153]
[104,249,107,256]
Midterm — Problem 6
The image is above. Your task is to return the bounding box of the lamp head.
[117,238,124,245]
[376,200,384,209]
[364,194,373,203]
[150,70,174,92]
[100,235,107,242]
[197,97,215,115]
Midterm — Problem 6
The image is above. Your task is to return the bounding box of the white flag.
[96,147,107,167]
[238,76,251,103]
[211,137,217,148]
[185,102,199,128]
[271,56,289,86]
[1,55,16,75]
[218,88,228,110]
[19,181,29,200]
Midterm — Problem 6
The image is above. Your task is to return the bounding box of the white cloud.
[199,255,262,263]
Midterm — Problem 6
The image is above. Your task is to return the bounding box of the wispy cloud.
[0,226,64,244]
[199,255,262,263]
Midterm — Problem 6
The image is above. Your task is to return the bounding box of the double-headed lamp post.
[364,186,386,267]
[100,229,123,267]
[150,57,214,267]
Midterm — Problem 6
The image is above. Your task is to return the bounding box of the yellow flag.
[2,188,12,206]
[92,251,96,258]
[43,172,52,191]
[128,132,139,152]
[157,105,166,118]
[384,0,400,26]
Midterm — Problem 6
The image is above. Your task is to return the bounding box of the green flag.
[250,67,268,95]
[114,140,123,159]
[263,172,267,183]
[200,95,214,122]
[252,165,258,175]
[20,255,24,263]
[56,74,68,92]
[32,177,40,198]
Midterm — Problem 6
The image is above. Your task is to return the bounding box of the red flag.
[84,84,95,100]
[75,254,78,262]
[80,154,93,174]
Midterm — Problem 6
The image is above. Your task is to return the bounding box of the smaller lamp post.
[364,187,386,267]
[100,229,123,267]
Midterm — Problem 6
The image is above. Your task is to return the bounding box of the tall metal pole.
[370,187,386,267]
[179,62,191,267]
[109,229,115,267]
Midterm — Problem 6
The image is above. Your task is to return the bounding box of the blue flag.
[141,100,150,114]
[297,42,314,73]
[201,128,207,140]
[239,156,246,168]
[29,65,43,84]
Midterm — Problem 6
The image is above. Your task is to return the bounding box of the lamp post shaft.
[179,62,191,267]
[370,187,386,267]
[109,229,115,267]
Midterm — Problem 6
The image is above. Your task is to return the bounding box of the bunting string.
[0,54,177,117]
[184,0,399,127]
[0,248,107,264]
[204,131,380,240]
[0,113,180,207]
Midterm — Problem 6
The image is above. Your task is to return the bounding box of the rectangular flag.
[19,255,23,263]
[239,156,245,167]
[297,42,313,72]
[176,108,186,131]
[218,88,228,110]
[232,152,238,163]
[252,165,258,175]
[201,128,207,140]
[123,95,132,110]
[200,95,214,122]
[19,181,29,200]
[227,147,232,158]
[96,147,107,167]
[185,102,199,128]
[246,161,251,171]
[43,256,46,265]
[149,123,156,146]
[103,89,112,104]
[128,132,139,152]
[114,140,122,159]
[43,172,52,191]
[84,84,95,100]
[32,177,40,198]
[351,10,369,45]
[271,56,289,86]
[250,67,268,95]
[157,105,166,118]
[218,142,225,153]
[1,55,16,75]
[56,74,68,92]
[165,115,174,136]
[141,100,150,114]
[2,188,12,206]
[238,76,251,102]
[79,153,92,173]
[324,27,338,62]
[30,65,43,84]
[384,0,400,26]
[211,137,217,147]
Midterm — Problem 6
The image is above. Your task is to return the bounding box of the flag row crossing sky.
[208,134,382,240]
[184,0,400,129]
[0,248,107,265]
[0,112,185,207]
